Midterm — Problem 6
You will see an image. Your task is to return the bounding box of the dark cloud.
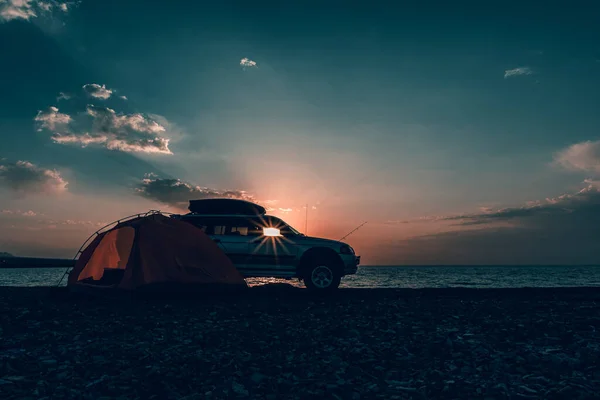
[382,138,600,264]
[385,181,600,264]
[135,175,253,209]
[0,159,68,195]
[386,223,600,265]
[441,182,600,226]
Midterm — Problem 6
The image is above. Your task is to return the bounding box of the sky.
[1,1,599,264]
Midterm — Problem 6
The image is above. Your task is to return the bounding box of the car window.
[183,216,281,236]
[228,226,248,236]
[228,218,262,236]
[182,217,227,235]
[213,225,227,235]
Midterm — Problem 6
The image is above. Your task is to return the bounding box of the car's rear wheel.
[304,261,342,291]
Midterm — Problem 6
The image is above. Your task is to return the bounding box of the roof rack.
[188,198,266,215]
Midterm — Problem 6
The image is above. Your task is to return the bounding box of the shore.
[0,257,75,269]
[2,286,600,399]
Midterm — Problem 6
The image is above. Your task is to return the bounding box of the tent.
[67,212,247,292]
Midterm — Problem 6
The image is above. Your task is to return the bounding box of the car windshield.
[268,216,303,236]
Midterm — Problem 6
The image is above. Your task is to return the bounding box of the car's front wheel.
[303,261,342,291]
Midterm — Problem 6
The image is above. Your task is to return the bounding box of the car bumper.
[342,255,360,275]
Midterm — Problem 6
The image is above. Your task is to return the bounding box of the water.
[1,265,600,288]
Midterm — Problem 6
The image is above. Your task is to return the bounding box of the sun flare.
[263,227,281,237]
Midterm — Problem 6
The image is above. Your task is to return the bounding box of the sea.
[1,265,600,288]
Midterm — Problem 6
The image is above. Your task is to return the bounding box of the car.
[171,198,360,291]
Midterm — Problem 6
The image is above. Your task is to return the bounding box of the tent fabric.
[67,213,247,291]
[77,227,135,282]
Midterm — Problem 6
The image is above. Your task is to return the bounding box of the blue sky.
[1,1,599,264]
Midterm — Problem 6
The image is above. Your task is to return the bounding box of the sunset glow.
[0,3,599,265]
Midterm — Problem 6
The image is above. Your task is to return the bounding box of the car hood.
[295,235,345,247]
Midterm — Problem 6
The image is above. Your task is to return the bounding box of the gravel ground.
[1,285,600,399]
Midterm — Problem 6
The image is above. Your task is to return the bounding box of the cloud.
[240,57,257,69]
[135,176,254,209]
[437,182,600,226]
[400,140,600,229]
[37,1,51,11]
[554,140,600,174]
[504,67,533,79]
[1,209,38,216]
[386,222,600,265]
[119,95,127,100]
[0,160,68,195]
[0,0,37,21]
[60,219,104,226]
[0,0,71,23]
[56,92,72,101]
[0,210,107,234]
[278,208,293,213]
[385,215,446,225]
[35,104,173,155]
[52,133,108,146]
[378,183,600,265]
[387,138,600,264]
[83,105,171,154]
[428,139,600,228]
[34,106,71,131]
[82,83,113,100]
[86,104,166,136]
[388,177,600,264]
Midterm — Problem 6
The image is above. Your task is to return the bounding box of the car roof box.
[188,198,266,215]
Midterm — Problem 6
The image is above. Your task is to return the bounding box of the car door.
[213,217,265,277]
[245,216,299,278]
[207,217,253,272]
[180,216,254,275]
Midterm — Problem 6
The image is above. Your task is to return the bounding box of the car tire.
[303,260,342,291]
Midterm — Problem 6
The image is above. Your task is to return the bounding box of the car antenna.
[305,203,308,235]
[339,221,367,241]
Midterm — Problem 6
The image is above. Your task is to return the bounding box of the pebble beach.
[2,285,600,399]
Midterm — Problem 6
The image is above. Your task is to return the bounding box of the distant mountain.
[0,252,14,258]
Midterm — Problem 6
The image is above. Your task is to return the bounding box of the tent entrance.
[76,226,135,287]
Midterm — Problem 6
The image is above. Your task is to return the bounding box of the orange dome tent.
[67,212,247,292]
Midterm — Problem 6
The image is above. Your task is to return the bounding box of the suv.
[171,199,360,291]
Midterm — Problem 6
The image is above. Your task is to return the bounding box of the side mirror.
[263,227,281,237]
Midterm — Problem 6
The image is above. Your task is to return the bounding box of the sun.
[263,227,281,237]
